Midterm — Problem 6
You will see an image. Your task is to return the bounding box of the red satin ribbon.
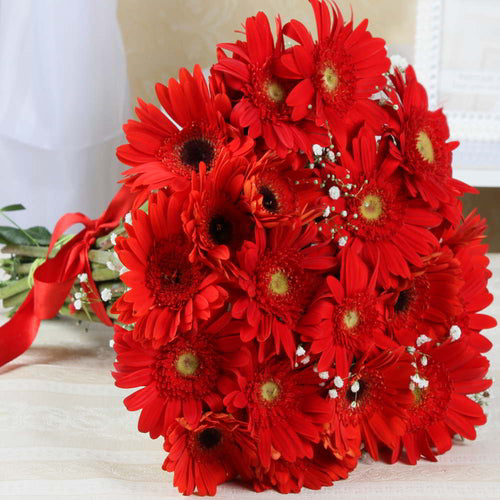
[0,185,134,367]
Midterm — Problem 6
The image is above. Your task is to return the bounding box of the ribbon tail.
[0,290,41,367]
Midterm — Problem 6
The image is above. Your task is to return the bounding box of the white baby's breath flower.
[312,144,323,157]
[328,389,338,399]
[300,355,311,365]
[77,273,88,283]
[100,288,112,302]
[328,186,341,200]
[338,236,348,247]
[450,325,462,341]
[74,299,82,310]
[296,345,306,357]
[416,334,432,347]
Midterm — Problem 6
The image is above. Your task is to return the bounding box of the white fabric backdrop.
[0,0,130,230]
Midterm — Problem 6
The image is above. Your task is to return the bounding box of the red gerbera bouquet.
[0,0,495,496]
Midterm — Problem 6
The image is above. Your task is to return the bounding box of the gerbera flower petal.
[113,315,249,436]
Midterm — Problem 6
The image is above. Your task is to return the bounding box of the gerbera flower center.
[179,137,215,172]
[256,249,314,324]
[259,185,279,213]
[322,66,339,93]
[269,271,289,295]
[407,361,452,431]
[260,380,281,403]
[394,288,414,313]
[266,81,285,103]
[197,427,222,449]
[153,335,219,399]
[346,378,366,404]
[412,384,427,405]
[157,123,221,176]
[343,309,360,329]
[360,194,384,221]
[146,237,204,310]
[416,130,435,163]
[208,214,233,245]
[175,352,199,377]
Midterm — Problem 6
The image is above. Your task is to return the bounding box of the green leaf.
[0,226,52,246]
[0,204,26,212]
[0,226,32,245]
[25,226,51,246]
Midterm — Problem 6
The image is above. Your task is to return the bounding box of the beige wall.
[117,0,416,105]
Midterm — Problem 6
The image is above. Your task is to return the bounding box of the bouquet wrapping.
[0,0,496,495]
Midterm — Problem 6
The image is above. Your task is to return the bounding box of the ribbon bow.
[0,186,134,367]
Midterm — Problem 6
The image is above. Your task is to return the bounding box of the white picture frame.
[414,0,500,187]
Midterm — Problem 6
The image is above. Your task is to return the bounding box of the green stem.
[88,249,120,267]
[0,277,29,300]
[95,226,125,249]
[91,267,120,282]
[2,245,48,258]
[58,305,100,323]
[3,289,29,309]
[97,281,127,296]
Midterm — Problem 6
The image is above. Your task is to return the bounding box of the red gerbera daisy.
[111,190,227,347]
[221,354,333,469]
[329,348,414,460]
[252,445,356,494]
[392,340,491,464]
[441,215,496,353]
[163,412,257,496]
[118,65,253,203]
[386,247,464,347]
[243,152,322,228]
[214,12,329,157]
[232,223,335,360]
[303,250,395,377]
[319,126,441,287]
[385,66,476,220]
[182,152,254,274]
[279,0,390,137]
[112,314,249,437]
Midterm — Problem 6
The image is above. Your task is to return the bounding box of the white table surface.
[0,257,499,500]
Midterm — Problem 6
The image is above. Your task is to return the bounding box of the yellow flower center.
[269,271,289,295]
[322,66,339,93]
[175,352,199,377]
[343,309,360,329]
[412,385,427,405]
[416,130,435,163]
[360,194,384,221]
[266,81,285,103]
[260,380,280,402]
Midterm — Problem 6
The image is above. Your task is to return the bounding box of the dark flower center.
[197,427,222,449]
[209,215,233,245]
[180,137,215,172]
[394,288,413,313]
[259,185,279,213]
[146,237,203,309]
[346,378,366,404]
